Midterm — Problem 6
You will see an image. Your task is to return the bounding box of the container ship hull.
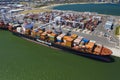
[0,20,113,62]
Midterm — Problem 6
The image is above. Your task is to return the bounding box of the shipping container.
[40,32,47,40]
[36,30,43,38]
[56,34,65,42]
[74,36,83,46]
[63,36,69,42]
[85,42,95,53]
[86,42,95,49]
[31,30,37,37]
[64,36,74,47]
[16,27,22,33]
[71,34,78,39]
[94,44,103,55]
[25,29,31,35]
[81,38,89,44]
[48,33,57,42]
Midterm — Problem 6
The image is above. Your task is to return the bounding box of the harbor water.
[0,30,120,80]
[53,3,120,16]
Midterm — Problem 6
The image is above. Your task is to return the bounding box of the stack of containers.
[63,36,68,43]
[48,33,57,42]
[31,29,38,38]
[16,27,22,33]
[56,34,65,42]
[60,36,67,46]
[66,37,74,47]
[40,32,47,40]
[85,40,95,53]
[93,44,103,55]
[74,36,83,46]
[25,29,31,35]
[63,36,74,47]
[79,38,89,46]
[46,30,52,41]
[36,30,43,38]
[8,23,13,31]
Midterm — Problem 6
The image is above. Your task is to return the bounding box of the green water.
[0,30,120,80]
[53,3,120,16]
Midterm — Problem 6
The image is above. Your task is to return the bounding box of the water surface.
[53,3,120,16]
[0,30,120,80]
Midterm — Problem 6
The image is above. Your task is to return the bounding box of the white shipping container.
[57,34,65,41]
[17,27,22,33]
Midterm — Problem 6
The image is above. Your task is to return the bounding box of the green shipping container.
[49,36,55,42]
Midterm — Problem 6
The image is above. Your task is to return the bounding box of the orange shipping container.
[50,33,57,37]
[31,30,37,37]
[65,37,74,47]
[71,34,78,39]
[85,42,95,50]
[63,36,69,42]
[40,32,47,40]
[94,45,102,55]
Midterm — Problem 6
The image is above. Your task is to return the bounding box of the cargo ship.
[0,21,113,62]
